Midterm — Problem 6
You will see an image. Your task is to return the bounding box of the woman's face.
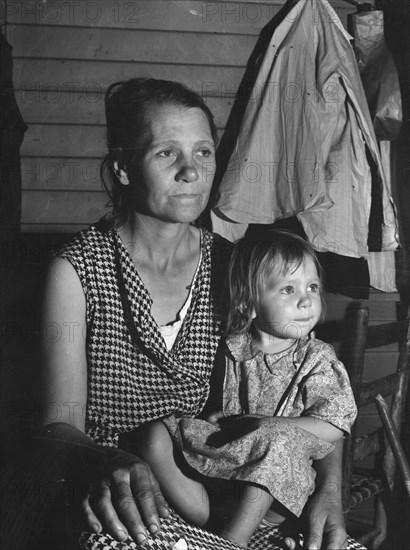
[131,104,216,223]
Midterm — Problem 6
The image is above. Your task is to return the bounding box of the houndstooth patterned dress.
[57,222,231,448]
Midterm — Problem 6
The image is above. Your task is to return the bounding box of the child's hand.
[205,411,225,424]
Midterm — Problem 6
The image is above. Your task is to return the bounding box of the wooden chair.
[374,394,410,499]
[316,306,410,548]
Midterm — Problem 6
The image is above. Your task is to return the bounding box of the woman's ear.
[113,161,130,186]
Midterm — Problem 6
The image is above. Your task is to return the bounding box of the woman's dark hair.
[100,78,218,225]
[225,230,324,335]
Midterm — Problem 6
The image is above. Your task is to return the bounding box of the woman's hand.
[301,487,347,550]
[281,495,347,550]
[284,439,347,550]
[82,447,169,544]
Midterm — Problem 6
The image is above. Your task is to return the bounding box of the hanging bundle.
[349,8,403,141]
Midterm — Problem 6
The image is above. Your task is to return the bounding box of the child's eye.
[281,286,294,294]
[309,283,321,293]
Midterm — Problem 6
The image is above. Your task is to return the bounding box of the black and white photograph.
[1,1,409,549]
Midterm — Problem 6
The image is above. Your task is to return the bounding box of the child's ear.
[113,161,130,186]
[240,302,257,319]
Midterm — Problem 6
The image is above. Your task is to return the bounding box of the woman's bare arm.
[41,257,88,430]
[41,258,168,544]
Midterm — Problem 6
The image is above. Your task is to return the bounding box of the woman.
[41,78,347,549]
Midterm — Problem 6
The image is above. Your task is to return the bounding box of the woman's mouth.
[171,193,200,199]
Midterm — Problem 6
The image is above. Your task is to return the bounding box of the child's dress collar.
[225,331,313,363]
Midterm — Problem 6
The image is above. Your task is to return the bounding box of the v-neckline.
[113,226,203,303]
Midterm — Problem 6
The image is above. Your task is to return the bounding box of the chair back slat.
[359,373,399,407]
[316,320,352,342]
[353,431,381,462]
[365,320,410,349]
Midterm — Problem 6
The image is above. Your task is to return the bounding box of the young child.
[133,230,357,548]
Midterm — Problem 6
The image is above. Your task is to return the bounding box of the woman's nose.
[176,159,199,182]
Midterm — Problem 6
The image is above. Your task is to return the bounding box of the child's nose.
[298,293,312,308]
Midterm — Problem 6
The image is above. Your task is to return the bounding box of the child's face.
[252,258,322,351]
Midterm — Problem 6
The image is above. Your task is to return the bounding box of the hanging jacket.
[212,0,399,258]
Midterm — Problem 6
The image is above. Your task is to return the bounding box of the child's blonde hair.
[226,230,324,335]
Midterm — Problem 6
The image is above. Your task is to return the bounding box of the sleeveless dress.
[57,222,231,448]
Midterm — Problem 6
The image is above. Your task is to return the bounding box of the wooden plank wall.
[1,0,356,233]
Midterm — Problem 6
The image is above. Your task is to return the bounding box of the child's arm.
[209,413,343,443]
[265,416,343,443]
[271,343,356,444]
[249,415,343,442]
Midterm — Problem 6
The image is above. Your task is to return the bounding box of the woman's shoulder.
[57,220,114,261]
[201,227,233,247]
[51,221,117,301]
[201,228,233,266]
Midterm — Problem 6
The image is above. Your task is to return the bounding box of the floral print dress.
[165,332,357,517]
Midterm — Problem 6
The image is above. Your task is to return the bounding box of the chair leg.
[371,494,388,549]
[356,495,387,549]
[375,394,410,498]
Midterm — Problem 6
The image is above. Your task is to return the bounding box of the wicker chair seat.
[347,471,384,511]
[80,508,367,550]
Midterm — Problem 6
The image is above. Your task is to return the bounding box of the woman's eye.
[158,149,174,158]
[196,148,214,158]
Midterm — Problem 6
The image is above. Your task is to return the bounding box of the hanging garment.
[212,0,399,259]
[349,9,402,141]
[349,9,402,292]
[368,142,398,291]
